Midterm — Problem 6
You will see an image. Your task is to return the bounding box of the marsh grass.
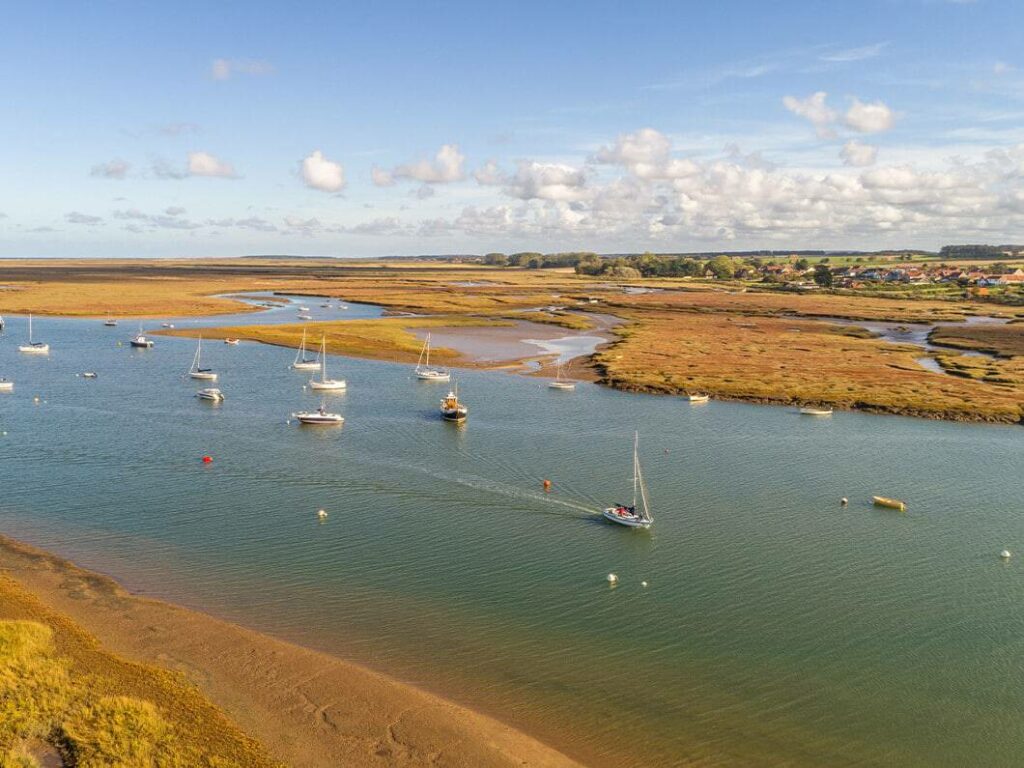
[0,578,278,767]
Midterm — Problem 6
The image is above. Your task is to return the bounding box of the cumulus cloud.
[844,98,895,133]
[473,159,504,185]
[210,58,273,81]
[187,151,238,178]
[594,128,700,179]
[90,159,131,179]
[392,144,465,183]
[840,140,878,167]
[502,161,588,202]
[300,150,346,192]
[65,211,103,225]
[782,92,837,138]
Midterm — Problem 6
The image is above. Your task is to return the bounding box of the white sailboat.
[548,362,576,390]
[0,378,13,392]
[188,335,218,380]
[293,400,344,425]
[308,336,346,390]
[18,314,50,354]
[415,333,450,382]
[103,317,117,327]
[291,327,320,370]
[603,432,653,529]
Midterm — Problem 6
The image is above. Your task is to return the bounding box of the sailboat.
[308,336,346,390]
[0,378,13,392]
[0,315,5,332]
[18,314,50,354]
[548,361,576,390]
[415,333,450,381]
[188,336,218,380]
[603,432,653,529]
[440,382,468,422]
[293,399,344,425]
[103,317,117,327]
[291,327,320,370]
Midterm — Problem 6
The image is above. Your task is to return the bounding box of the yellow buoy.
[872,496,906,512]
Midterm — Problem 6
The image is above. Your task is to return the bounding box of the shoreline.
[0,533,584,768]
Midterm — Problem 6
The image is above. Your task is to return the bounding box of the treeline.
[482,252,595,268]
[939,245,1023,260]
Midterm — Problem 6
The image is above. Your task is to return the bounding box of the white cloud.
[164,206,186,216]
[782,92,837,138]
[113,208,200,230]
[65,211,103,225]
[840,140,878,167]
[392,144,465,183]
[844,98,895,133]
[502,160,588,202]
[300,150,346,192]
[187,151,238,178]
[210,58,273,81]
[594,128,700,179]
[371,166,395,187]
[473,159,504,185]
[90,159,131,179]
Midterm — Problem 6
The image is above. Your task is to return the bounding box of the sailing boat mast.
[633,432,652,523]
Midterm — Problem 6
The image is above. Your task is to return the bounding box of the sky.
[2,0,1023,258]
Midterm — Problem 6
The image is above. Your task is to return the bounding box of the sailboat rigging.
[188,335,217,380]
[291,327,320,370]
[415,333,451,382]
[602,432,653,529]
[308,336,346,390]
[18,314,50,354]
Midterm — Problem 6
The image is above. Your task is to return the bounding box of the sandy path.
[0,535,585,768]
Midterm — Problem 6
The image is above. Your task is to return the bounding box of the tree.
[706,255,736,279]
[813,264,833,288]
[794,258,810,272]
[574,253,604,275]
[605,264,641,279]
[483,252,508,266]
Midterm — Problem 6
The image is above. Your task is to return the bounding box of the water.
[2,309,1024,766]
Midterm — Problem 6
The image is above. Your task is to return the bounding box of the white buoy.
[606,573,618,584]
[317,509,328,521]
[641,580,648,588]
[840,497,848,506]
[1000,549,1012,560]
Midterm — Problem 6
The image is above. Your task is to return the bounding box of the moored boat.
[224,338,240,345]
[800,406,833,416]
[308,336,346,390]
[872,496,907,512]
[188,335,217,380]
[291,327,320,370]
[103,317,117,327]
[0,378,13,392]
[18,315,50,355]
[415,333,451,382]
[548,362,576,390]
[603,432,653,529]
[440,384,468,421]
[293,403,344,425]
[196,387,225,402]
[686,393,710,404]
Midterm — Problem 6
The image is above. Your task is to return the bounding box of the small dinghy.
[686,393,709,404]
[872,496,906,512]
[0,378,13,392]
[293,403,344,425]
[603,432,653,529]
[297,313,313,321]
[196,387,225,402]
[224,338,240,345]
[81,372,98,379]
[800,406,833,416]
[103,318,117,327]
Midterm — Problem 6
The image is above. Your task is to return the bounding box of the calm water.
[2,306,1024,767]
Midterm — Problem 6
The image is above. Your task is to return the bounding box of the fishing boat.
[103,317,117,327]
[291,327,320,370]
[18,315,50,355]
[188,336,218,380]
[800,406,833,416]
[196,387,225,402]
[224,338,240,345]
[440,383,468,422]
[293,402,344,425]
[686,393,710,404]
[872,496,907,512]
[0,378,13,392]
[548,362,576,390]
[415,333,451,382]
[308,336,346,390]
[602,432,653,529]
[129,324,154,348]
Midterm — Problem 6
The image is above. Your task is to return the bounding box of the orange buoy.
[202,455,213,464]
[543,479,552,492]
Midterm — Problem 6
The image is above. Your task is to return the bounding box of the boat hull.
[602,508,651,528]
[291,361,320,370]
[309,380,347,390]
[196,390,224,402]
[872,496,907,512]
[800,408,832,416]
[18,345,49,355]
[0,382,13,392]
[295,414,344,425]
[190,372,218,381]
[416,370,450,382]
[548,381,576,390]
[441,408,468,422]
[686,394,710,403]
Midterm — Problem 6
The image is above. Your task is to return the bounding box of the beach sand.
[0,534,583,768]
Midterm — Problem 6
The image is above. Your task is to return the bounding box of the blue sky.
[2,0,1023,257]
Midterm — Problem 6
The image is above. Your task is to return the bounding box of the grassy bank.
[0,575,277,768]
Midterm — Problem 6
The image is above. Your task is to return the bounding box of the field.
[0,575,276,768]
[1,258,1022,423]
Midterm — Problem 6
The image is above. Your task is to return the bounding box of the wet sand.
[0,534,583,768]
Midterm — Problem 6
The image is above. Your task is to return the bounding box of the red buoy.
[202,455,213,464]
[543,479,552,492]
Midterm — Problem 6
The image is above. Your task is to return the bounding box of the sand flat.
[0,534,584,768]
